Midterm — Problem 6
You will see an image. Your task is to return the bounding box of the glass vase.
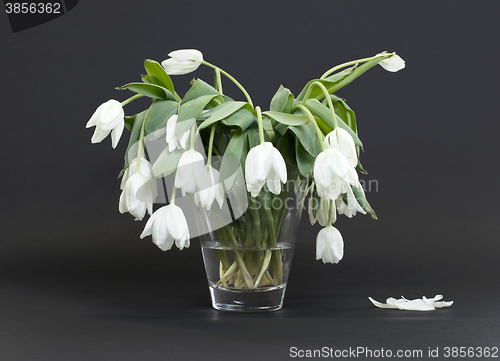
[198,179,308,312]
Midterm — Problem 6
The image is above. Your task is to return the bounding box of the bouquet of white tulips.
[87,49,404,287]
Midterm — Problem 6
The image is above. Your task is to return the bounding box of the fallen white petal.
[368,297,398,309]
[369,295,453,311]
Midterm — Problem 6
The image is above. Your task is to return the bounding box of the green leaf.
[352,185,377,220]
[176,94,217,137]
[282,123,318,156]
[219,129,247,190]
[326,95,357,134]
[117,83,177,101]
[296,67,355,101]
[263,111,309,126]
[198,102,248,130]
[304,99,363,148]
[141,74,152,84]
[119,110,147,177]
[270,85,294,113]
[223,107,257,131]
[144,100,178,135]
[297,55,389,101]
[182,79,221,104]
[144,59,175,95]
[295,138,315,176]
[151,147,186,178]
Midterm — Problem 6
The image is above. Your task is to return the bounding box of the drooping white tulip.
[316,226,344,264]
[194,165,224,210]
[140,204,190,251]
[166,115,190,152]
[119,173,157,221]
[86,99,124,148]
[336,185,366,218]
[324,128,357,168]
[313,148,358,201]
[120,157,154,190]
[174,149,205,196]
[376,53,405,72]
[245,142,287,197]
[161,49,204,75]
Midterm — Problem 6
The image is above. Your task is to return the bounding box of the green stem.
[202,61,254,108]
[170,186,177,205]
[328,199,334,226]
[249,197,262,247]
[121,94,144,107]
[215,68,223,94]
[189,124,196,150]
[319,53,392,79]
[256,106,265,144]
[300,81,338,129]
[293,104,326,151]
[222,227,254,288]
[135,116,147,174]
[207,124,216,167]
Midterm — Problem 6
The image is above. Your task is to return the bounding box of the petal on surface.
[393,299,435,311]
[369,297,399,309]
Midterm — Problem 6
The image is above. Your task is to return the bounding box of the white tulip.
[336,185,366,218]
[119,173,157,221]
[194,165,224,210]
[324,128,357,168]
[86,99,124,148]
[376,53,405,72]
[140,204,190,251]
[120,157,154,190]
[166,115,190,152]
[313,148,358,201]
[161,49,204,75]
[174,149,205,196]
[245,142,287,197]
[316,226,344,264]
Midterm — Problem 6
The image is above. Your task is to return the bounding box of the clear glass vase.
[198,179,308,312]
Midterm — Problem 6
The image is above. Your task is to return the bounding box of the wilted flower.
[313,148,358,201]
[161,49,203,75]
[324,128,357,168]
[336,185,366,218]
[376,53,405,72]
[174,149,205,196]
[245,142,287,197]
[195,165,224,210]
[86,99,124,148]
[119,173,157,221]
[166,115,190,152]
[140,204,190,251]
[120,157,154,190]
[316,226,344,264]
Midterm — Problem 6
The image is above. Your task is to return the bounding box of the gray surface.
[1,1,500,360]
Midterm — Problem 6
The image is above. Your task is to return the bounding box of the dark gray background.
[1,1,499,360]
